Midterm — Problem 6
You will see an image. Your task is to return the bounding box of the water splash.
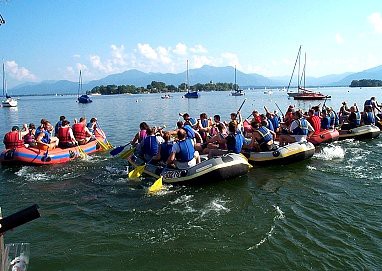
[315,145,345,160]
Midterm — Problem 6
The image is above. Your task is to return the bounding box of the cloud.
[90,55,113,73]
[221,52,240,68]
[137,43,158,60]
[368,12,382,33]
[111,44,126,65]
[335,33,344,44]
[190,44,208,54]
[5,60,37,81]
[173,43,187,55]
[157,46,172,64]
[192,55,212,68]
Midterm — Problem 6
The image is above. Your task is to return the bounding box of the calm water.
[1,88,382,270]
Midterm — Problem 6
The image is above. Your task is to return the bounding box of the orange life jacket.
[58,126,72,144]
[72,123,86,140]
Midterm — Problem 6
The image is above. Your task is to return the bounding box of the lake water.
[1,87,382,270]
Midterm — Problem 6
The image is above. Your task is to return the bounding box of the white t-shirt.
[171,140,196,169]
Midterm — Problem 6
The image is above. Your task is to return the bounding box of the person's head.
[177,128,187,140]
[252,110,259,116]
[176,121,184,129]
[251,121,260,130]
[261,120,268,127]
[59,115,66,121]
[79,117,86,123]
[228,121,237,133]
[294,110,302,119]
[350,106,355,112]
[182,113,190,120]
[217,123,225,133]
[260,114,267,120]
[214,115,221,122]
[200,113,207,120]
[90,117,97,123]
[61,120,70,126]
[308,109,315,116]
[342,101,347,106]
[139,122,149,130]
[371,97,376,101]
[28,123,36,130]
[45,122,54,132]
[230,113,237,120]
[162,131,171,142]
[11,126,19,131]
[146,127,155,135]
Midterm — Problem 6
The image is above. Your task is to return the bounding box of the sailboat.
[286,46,330,100]
[2,62,17,107]
[77,70,92,104]
[184,60,200,98]
[231,66,244,96]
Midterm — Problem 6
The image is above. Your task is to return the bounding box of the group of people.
[129,95,382,170]
[3,116,99,150]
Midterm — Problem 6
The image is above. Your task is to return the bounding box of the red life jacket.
[72,123,87,140]
[4,131,25,149]
[308,115,321,134]
[58,126,72,144]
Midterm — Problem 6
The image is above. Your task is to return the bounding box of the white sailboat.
[2,62,17,107]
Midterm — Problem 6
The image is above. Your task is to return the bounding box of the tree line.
[89,81,239,95]
[350,79,382,87]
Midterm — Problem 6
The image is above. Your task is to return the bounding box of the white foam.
[315,145,345,160]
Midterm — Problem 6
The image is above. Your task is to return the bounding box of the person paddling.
[57,120,78,148]
[3,125,29,149]
[167,129,200,169]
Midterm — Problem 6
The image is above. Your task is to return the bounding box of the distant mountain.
[334,65,382,86]
[9,64,382,96]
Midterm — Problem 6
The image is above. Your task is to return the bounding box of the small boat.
[338,125,380,140]
[231,66,245,96]
[127,153,251,185]
[2,62,17,108]
[1,133,108,165]
[184,60,200,99]
[308,129,339,145]
[293,88,331,100]
[161,94,171,99]
[77,70,92,104]
[243,141,315,166]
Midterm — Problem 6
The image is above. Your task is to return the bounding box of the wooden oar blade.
[110,146,124,156]
[148,176,163,194]
[128,165,145,179]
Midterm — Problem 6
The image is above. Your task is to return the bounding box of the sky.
[1,0,382,88]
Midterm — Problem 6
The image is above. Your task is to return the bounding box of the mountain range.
[8,64,382,96]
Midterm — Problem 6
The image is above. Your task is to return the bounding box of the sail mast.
[2,62,5,97]
[234,65,237,91]
[186,60,189,93]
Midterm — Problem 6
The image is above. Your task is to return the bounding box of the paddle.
[96,122,113,149]
[110,143,131,156]
[120,147,135,159]
[128,158,153,179]
[148,176,163,194]
[78,145,87,159]
[275,102,285,119]
[41,147,49,162]
[96,138,109,151]
[237,98,247,113]
[128,164,146,179]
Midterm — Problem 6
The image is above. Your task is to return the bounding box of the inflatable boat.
[0,134,108,165]
[127,153,251,185]
[338,125,380,140]
[308,129,339,145]
[243,141,315,166]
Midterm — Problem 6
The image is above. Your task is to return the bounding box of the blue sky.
[1,0,382,87]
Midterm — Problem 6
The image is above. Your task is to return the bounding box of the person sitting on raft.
[321,110,331,130]
[278,110,315,146]
[130,122,149,147]
[167,128,200,169]
[208,121,244,158]
[306,109,321,134]
[35,121,60,150]
[341,104,361,130]
[3,124,29,149]
[57,120,78,148]
[247,121,276,152]
[196,113,213,142]
[72,117,93,145]
[54,115,66,136]
[23,123,37,147]
[180,113,197,128]
[152,131,173,164]
[202,123,227,155]
[87,117,98,134]
[141,127,164,161]
[362,107,375,125]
